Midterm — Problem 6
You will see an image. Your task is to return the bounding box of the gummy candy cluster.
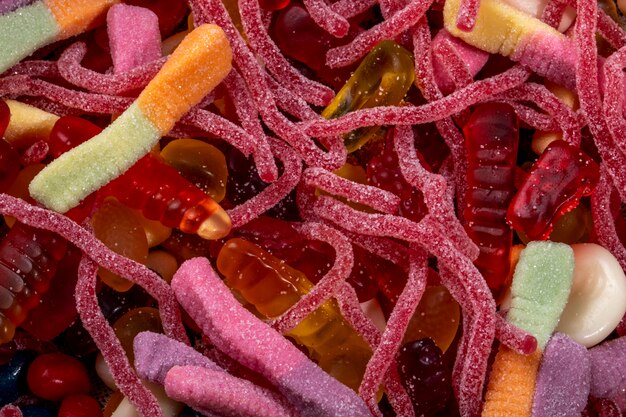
[0,0,625,417]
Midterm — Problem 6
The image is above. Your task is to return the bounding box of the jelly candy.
[0,139,19,194]
[26,353,91,401]
[47,116,102,159]
[463,103,519,296]
[100,154,231,240]
[0,222,67,344]
[259,0,290,11]
[322,41,415,152]
[397,338,454,417]
[507,140,600,241]
[217,238,372,391]
[112,307,163,364]
[160,138,228,203]
[58,394,103,417]
[91,198,149,292]
[0,351,32,407]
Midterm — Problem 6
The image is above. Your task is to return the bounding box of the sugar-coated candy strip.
[303,168,400,214]
[531,333,590,417]
[326,0,433,68]
[266,75,321,122]
[303,64,529,139]
[171,257,372,417]
[330,0,377,19]
[302,0,350,38]
[358,245,427,414]
[482,347,542,417]
[4,59,59,77]
[455,0,479,31]
[0,194,188,342]
[495,314,538,355]
[133,331,223,385]
[227,139,302,228]
[0,0,118,74]
[239,0,334,106]
[56,43,166,95]
[393,125,479,261]
[29,24,232,213]
[272,222,353,334]
[596,4,626,50]
[106,4,161,74]
[507,241,574,349]
[589,336,626,398]
[76,255,162,417]
[591,170,626,270]
[602,46,626,166]
[164,366,296,417]
[574,0,626,203]
[334,281,382,350]
[0,405,22,417]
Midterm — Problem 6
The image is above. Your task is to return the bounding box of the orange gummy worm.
[137,24,233,135]
[482,346,542,417]
[44,0,119,38]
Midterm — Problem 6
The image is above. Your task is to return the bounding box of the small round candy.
[556,243,626,347]
[26,353,91,401]
[58,394,103,417]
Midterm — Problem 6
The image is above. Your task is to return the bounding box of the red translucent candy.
[48,116,102,159]
[59,394,103,417]
[463,103,519,296]
[100,154,230,240]
[259,0,290,11]
[0,100,9,138]
[397,338,454,417]
[0,223,67,344]
[507,140,600,241]
[0,139,19,193]
[26,353,91,401]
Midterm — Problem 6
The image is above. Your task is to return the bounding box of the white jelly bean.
[360,298,386,333]
[556,243,626,348]
[111,380,183,417]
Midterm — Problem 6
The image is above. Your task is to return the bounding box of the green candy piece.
[507,241,574,350]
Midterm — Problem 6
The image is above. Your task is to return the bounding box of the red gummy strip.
[303,167,400,214]
[326,0,434,68]
[57,43,165,95]
[302,0,350,38]
[378,0,410,18]
[227,139,302,228]
[77,255,162,417]
[5,60,59,78]
[313,197,496,416]
[541,0,568,28]
[170,257,371,417]
[240,0,334,106]
[393,125,478,260]
[602,47,626,172]
[0,406,22,417]
[455,0,479,31]
[304,65,530,138]
[594,399,622,417]
[359,245,427,414]
[591,170,626,273]
[575,0,626,203]
[190,0,345,171]
[271,222,353,334]
[266,75,322,121]
[590,336,626,398]
[0,75,133,114]
[165,365,295,417]
[494,313,538,355]
[383,366,415,417]
[503,101,558,132]
[20,140,48,165]
[334,281,382,349]
[348,233,409,270]
[331,0,378,19]
[0,194,188,342]
[432,35,474,93]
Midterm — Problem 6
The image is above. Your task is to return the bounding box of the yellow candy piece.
[3,100,58,148]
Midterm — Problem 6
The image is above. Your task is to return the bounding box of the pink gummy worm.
[165,366,296,417]
[77,255,162,417]
[170,257,372,417]
[591,169,626,271]
[303,0,350,38]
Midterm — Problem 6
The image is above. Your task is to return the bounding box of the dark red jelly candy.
[59,394,103,417]
[397,338,453,417]
[259,0,290,11]
[463,103,518,296]
[27,353,91,401]
[0,139,19,193]
[0,100,10,138]
[48,116,103,159]
[506,140,599,241]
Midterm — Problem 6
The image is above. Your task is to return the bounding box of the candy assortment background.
[0,0,625,416]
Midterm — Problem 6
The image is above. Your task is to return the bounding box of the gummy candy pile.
[0,0,626,416]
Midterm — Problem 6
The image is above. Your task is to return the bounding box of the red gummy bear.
[506,140,599,241]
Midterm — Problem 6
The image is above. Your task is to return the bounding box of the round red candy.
[59,394,103,417]
[26,353,91,401]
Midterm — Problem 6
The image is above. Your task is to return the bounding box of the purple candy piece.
[107,4,161,73]
[133,331,222,385]
[171,257,372,417]
[531,333,590,417]
[0,0,34,15]
[589,336,626,398]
